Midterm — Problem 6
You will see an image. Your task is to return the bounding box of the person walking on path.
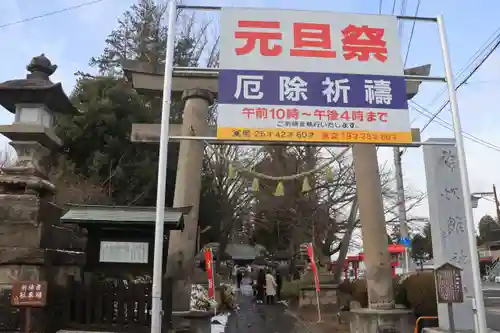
[265,270,277,305]
[224,281,303,333]
[250,266,258,296]
[275,271,282,301]
[256,269,266,304]
[236,268,243,289]
[233,265,238,284]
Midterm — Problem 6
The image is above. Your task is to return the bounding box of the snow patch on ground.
[210,313,230,333]
[190,284,218,311]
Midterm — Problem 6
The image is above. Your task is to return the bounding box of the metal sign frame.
[148,4,488,333]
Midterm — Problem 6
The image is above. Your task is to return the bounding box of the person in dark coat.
[275,271,283,301]
[236,268,243,289]
[256,269,266,304]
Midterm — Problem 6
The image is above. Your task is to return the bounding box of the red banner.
[307,243,321,292]
[204,248,215,298]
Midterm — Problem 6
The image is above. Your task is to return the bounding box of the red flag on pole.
[307,243,321,292]
[204,248,215,298]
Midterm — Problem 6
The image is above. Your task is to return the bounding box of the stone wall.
[350,308,414,333]
[0,192,83,261]
[298,284,338,309]
[0,186,84,332]
[0,193,42,248]
[0,186,84,290]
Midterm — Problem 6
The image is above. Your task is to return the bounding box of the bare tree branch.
[0,144,16,171]
[250,147,424,268]
[50,156,112,207]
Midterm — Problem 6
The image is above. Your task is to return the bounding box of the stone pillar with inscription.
[423,138,474,331]
[0,55,81,295]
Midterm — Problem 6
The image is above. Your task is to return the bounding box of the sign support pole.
[25,307,30,333]
[447,303,456,333]
[151,1,177,333]
[315,290,322,323]
[437,15,487,333]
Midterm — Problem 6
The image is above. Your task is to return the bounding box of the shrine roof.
[61,204,190,230]
[195,243,261,261]
[226,244,260,261]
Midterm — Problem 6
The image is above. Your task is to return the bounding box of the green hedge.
[340,272,437,317]
[338,278,404,308]
[401,272,437,317]
[280,272,437,317]
[281,279,300,299]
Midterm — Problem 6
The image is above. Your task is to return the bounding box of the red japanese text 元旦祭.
[234,20,388,62]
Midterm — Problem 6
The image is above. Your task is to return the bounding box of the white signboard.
[99,241,149,264]
[217,8,410,144]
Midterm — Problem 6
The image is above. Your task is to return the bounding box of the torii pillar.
[166,88,214,311]
[349,65,429,333]
[123,59,218,316]
[354,65,430,309]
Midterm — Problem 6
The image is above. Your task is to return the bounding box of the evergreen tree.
[57,0,216,205]
[411,223,433,270]
[478,214,499,245]
[89,0,213,75]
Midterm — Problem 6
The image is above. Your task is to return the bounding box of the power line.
[406,26,500,128]
[399,0,407,17]
[403,0,420,66]
[397,0,407,39]
[410,101,500,152]
[400,27,500,156]
[406,101,500,206]
[0,0,108,29]
[391,0,397,15]
[424,25,500,111]
[420,35,500,132]
[403,24,500,131]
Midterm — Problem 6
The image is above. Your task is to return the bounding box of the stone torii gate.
[123,60,216,314]
[124,59,428,328]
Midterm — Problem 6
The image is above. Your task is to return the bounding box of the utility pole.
[151,1,176,332]
[393,64,431,274]
[493,184,500,223]
[393,146,410,273]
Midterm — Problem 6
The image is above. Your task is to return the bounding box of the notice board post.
[11,281,47,333]
[435,263,464,333]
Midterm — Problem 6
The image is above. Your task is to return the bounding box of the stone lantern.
[0,55,81,297]
[0,54,78,192]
